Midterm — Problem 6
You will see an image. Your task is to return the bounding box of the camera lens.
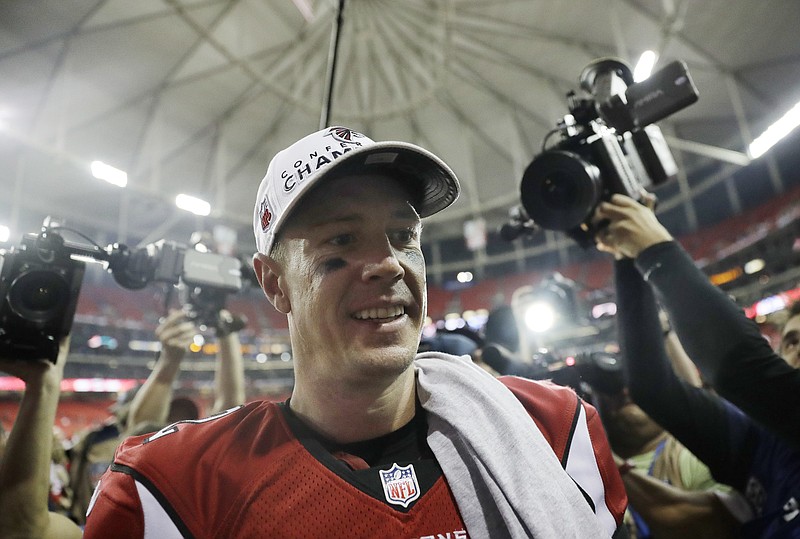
[521,150,602,231]
[7,269,69,325]
[539,171,581,209]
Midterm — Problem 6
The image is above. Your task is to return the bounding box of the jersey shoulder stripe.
[498,375,627,531]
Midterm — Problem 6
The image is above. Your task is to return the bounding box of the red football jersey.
[83,377,625,538]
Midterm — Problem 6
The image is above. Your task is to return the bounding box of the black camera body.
[481,342,624,397]
[0,223,244,362]
[108,240,244,330]
[175,249,245,330]
[519,59,699,247]
[565,350,625,396]
[0,231,85,362]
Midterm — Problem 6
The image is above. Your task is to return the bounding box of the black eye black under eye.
[322,258,347,273]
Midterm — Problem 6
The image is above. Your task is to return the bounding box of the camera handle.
[500,205,538,242]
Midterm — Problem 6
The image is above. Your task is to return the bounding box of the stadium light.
[0,225,9,243]
[748,100,800,159]
[457,271,473,283]
[90,160,128,187]
[633,50,658,82]
[176,194,211,216]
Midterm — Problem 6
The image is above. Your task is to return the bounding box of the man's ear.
[253,253,291,314]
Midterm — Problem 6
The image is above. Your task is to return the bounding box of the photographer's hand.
[127,310,198,429]
[156,309,198,363]
[0,336,81,539]
[594,194,673,259]
[0,336,69,390]
[212,309,246,413]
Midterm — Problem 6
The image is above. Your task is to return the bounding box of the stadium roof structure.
[1,0,799,287]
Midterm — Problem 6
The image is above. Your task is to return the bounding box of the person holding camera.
[125,308,246,429]
[83,126,628,538]
[481,286,745,536]
[0,336,82,538]
[595,193,800,538]
[592,373,748,537]
[68,307,246,526]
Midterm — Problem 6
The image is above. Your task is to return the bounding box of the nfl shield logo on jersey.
[379,463,420,508]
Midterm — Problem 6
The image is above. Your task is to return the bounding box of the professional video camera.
[481,343,624,398]
[108,240,244,331]
[0,219,243,362]
[550,350,625,397]
[0,226,85,363]
[508,58,699,247]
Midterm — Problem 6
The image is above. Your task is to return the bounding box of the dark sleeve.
[615,257,756,489]
[635,241,800,448]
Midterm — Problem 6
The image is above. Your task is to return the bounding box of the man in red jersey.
[84,126,628,538]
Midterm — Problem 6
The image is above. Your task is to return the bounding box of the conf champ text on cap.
[253,126,460,255]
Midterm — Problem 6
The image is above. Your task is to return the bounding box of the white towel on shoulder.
[415,352,609,539]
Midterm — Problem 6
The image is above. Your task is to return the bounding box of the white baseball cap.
[253,126,460,255]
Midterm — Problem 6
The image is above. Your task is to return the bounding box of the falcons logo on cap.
[327,126,366,144]
[259,198,272,231]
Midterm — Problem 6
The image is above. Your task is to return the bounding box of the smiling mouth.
[353,305,405,321]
